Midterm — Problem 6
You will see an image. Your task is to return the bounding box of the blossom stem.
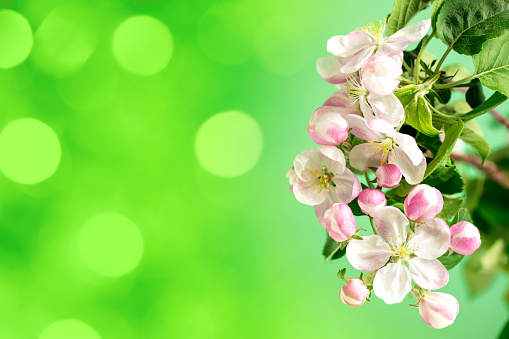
[368,216,380,236]
[365,172,373,188]
[434,44,454,75]
[403,59,412,73]
[325,243,342,262]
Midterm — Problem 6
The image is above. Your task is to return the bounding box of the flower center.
[360,19,386,45]
[338,75,368,108]
[309,164,335,193]
[361,138,397,165]
[389,233,417,264]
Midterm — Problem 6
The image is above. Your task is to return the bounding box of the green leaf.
[416,132,441,155]
[394,84,420,107]
[431,0,446,32]
[424,119,464,180]
[436,0,509,55]
[348,198,364,216]
[472,34,509,97]
[465,78,485,108]
[323,232,346,261]
[435,194,463,220]
[405,95,441,136]
[386,0,434,36]
[423,161,464,194]
[437,251,464,270]
[498,319,509,339]
[451,207,473,224]
[396,179,415,197]
[460,128,491,163]
[462,91,508,122]
[465,239,505,296]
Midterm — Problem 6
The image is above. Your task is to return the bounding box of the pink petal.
[346,235,391,271]
[325,203,356,241]
[361,54,402,96]
[410,218,451,259]
[404,185,444,222]
[419,292,459,329]
[373,262,412,304]
[323,90,359,110]
[316,55,349,84]
[376,164,402,188]
[330,168,360,203]
[366,118,397,137]
[358,188,387,216]
[374,206,408,246]
[340,279,370,307]
[449,221,482,255]
[308,107,349,146]
[395,133,425,166]
[409,257,449,290]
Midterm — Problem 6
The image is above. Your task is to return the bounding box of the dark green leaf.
[424,119,464,180]
[472,34,509,97]
[462,91,507,122]
[387,0,433,36]
[405,95,441,136]
[436,0,509,55]
[323,232,346,260]
[498,319,509,339]
[465,78,485,108]
[416,132,441,155]
[437,251,464,270]
[431,0,446,32]
[435,194,463,220]
[423,162,464,194]
[348,198,364,216]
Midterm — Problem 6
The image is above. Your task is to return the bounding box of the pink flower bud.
[339,279,370,307]
[360,54,402,96]
[376,164,402,189]
[324,203,356,242]
[404,184,443,222]
[449,221,481,255]
[419,292,459,329]
[358,188,386,217]
[308,107,349,146]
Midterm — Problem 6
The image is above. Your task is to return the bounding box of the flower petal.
[359,96,376,121]
[327,31,373,57]
[366,118,397,137]
[374,206,408,246]
[388,19,431,44]
[409,257,449,290]
[323,90,358,109]
[293,177,326,206]
[344,114,383,141]
[349,143,384,171]
[410,218,451,259]
[314,194,337,226]
[317,145,346,174]
[316,55,349,85]
[368,93,405,127]
[373,262,412,304]
[395,133,425,166]
[346,235,391,271]
[393,148,426,185]
[339,45,377,73]
[330,168,360,203]
[308,107,349,145]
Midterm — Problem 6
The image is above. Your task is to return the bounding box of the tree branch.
[450,153,509,189]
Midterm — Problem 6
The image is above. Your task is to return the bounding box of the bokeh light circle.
[112,15,173,76]
[195,111,263,177]
[39,319,101,339]
[0,118,61,185]
[0,10,33,68]
[79,213,144,277]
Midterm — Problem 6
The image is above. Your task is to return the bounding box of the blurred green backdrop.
[0,0,506,338]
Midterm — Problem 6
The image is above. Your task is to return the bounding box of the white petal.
[316,55,349,85]
[349,143,384,171]
[339,45,377,73]
[314,195,337,226]
[373,262,412,304]
[292,177,326,206]
[359,96,376,120]
[368,93,405,127]
[327,31,373,57]
[346,235,391,271]
[409,258,449,290]
[317,145,346,174]
[365,118,397,137]
[293,149,321,180]
[411,218,451,259]
[393,148,426,185]
[330,168,360,203]
[374,206,408,246]
[343,114,383,141]
[389,19,431,44]
[395,133,424,166]
[377,39,410,57]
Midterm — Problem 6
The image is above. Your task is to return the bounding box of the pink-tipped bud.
[404,184,443,222]
[449,221,481,255]
[419,292,459,329]
[324,203,356,242]
[376,164,402,189]
[360,54,402,96]
[358,188,386,217]
[308,107,349,146]
[339,279,370,307]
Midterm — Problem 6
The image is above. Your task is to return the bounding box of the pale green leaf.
[473,34,509,97]
[405,95,440,136]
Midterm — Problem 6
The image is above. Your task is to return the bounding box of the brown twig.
[489,109,509,130]
[450,153,509,189]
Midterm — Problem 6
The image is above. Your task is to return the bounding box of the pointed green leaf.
[435,194,463,220]
[460,128,491,163]
[462,91,507,122]
[437,251,464,270]
[386,0,434,36]
[451,207,473,224]
[472,34,509,97]
[405,96,441,136]
[323,232,346,261]
[436,0,509,55]
[348,197,364,216]
[394,84,420,107]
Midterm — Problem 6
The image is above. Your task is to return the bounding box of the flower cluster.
[287,17,483,329]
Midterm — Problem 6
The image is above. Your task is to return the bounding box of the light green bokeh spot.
[32,6,96,77]
[112,15,173,76]
[195,111,263,178]
[39,319,101,339]
[0,9,33,69]
[0,118,61,185]
[79,213,144,277]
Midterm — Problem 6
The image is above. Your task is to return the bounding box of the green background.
[0,0,507,338]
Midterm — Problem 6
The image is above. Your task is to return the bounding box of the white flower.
[327,19,431,73]
[348,117,426,184]
[290,146,360,225]
[346,206,450,304]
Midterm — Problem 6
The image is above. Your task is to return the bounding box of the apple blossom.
[404,184,444,223]
[324,203,356,242]
[290,146,360,225]
[360,54,402,96]
[449,221,481,255]
[358,188,386,216]
[316,55,350,85]
[286,167,296,193]
[376,164,402,188]
[346,206,450,304]
[308,106,350,146]
[327,19,431,73]
[348,117,426,184]
[340,279,370,307]
[418,292,459,329]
